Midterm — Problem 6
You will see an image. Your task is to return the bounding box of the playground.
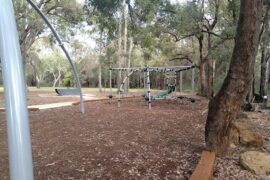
[1,0,270,179]
[0,89,269,179]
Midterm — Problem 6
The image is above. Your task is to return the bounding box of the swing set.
[109,65,196,109]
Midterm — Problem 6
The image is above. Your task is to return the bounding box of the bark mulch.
[0,93,269,179]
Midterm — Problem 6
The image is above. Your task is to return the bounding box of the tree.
[205,0,262,156]
[43,49,68,87]
[259,4,270,97]
[131,0,237,97]
[14,0,83,67]
[27,50,47,88]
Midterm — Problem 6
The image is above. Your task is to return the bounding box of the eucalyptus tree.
[26,50,47,88]
[160,0,238,98]
[14,0,83,67]
[42,48,69,87]
[85,0,136,92]
[84,0,118,91]
[128,0,238,97]
[205,0,262,156]
[259,4,270,97]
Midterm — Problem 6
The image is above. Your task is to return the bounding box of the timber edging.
[189,151,216,180]
[0,107,40,112]
[72,96,138,106]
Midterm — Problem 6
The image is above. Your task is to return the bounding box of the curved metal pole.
[27,0,84,113]
[0,0,34,179]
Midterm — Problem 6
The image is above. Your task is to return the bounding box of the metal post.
[143,71,146,96]
[166,72,169,86]
[147,70,151,110]
[109,68,112,103]
[192,68,195,94]
[27,0,84,113]
[118,72,121,108]
[0,1,34,179]
[118,91,121,108]
[180,71,183,92]
[174,72,177,86]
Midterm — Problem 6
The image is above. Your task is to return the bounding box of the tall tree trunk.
[198,35,208,96]
[207,33,214,98]
[205,0,262,156]
[267,60,270,90]
[127,37,133,93]
[247,72,255,103]
[53,69,61,87]
[117,13,123,91]
[199,61,208,96]
[36,76,41,89]
[98,32,103,93]
[123,1,128,93]
[259,10,270,96]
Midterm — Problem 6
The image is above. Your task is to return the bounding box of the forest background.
[9,0,270,99]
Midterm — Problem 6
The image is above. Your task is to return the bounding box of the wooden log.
[189,151,216,180]
[0,107,40,112]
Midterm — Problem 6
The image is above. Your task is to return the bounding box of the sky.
[171,0,189,4]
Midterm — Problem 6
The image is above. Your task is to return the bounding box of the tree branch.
[169,56,198,67]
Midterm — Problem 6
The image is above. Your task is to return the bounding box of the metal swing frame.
[109,65,196,110]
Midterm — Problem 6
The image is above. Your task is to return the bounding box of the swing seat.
[55,88,80,96]
[108,95,113,99]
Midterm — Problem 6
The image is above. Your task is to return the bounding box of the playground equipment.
[55,88,80,96]
[109,65,195,109]
[154,85,176,99]
[0,1,34,179]
[27,0,84,113]
[0,0,85,179]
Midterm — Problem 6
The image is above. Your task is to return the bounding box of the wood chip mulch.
[0,95,269,179]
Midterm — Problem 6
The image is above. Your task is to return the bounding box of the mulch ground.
[0,91,269,179]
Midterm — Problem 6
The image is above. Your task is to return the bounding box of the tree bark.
[199,61,208,96]
[127,37,133,93]
[98,32,103,92]
[205,0,262,156]
[117,12,123,91]
[259,6,270,96]
[198,35,208,96]
[53,69,61,87]
[123,1,128,93]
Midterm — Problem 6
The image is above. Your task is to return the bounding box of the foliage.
[10,0,268,100]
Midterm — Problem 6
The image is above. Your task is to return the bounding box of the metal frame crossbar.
[109,65,196,109]
[110,65,195,73]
